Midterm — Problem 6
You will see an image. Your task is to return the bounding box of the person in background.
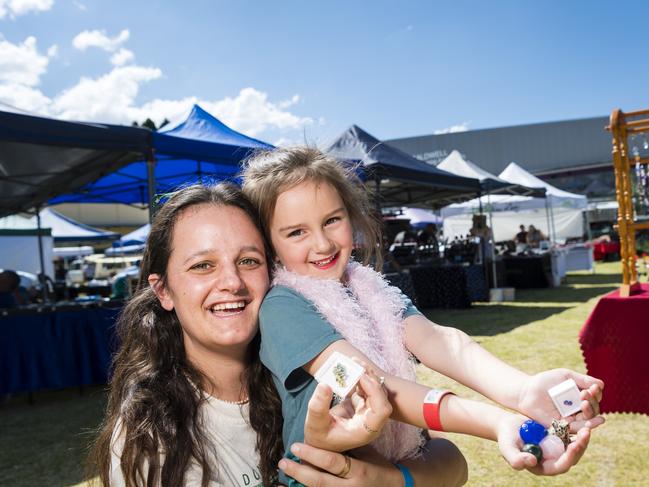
[515,225,528,245]
[0,270,22,308]
[417,223,439,248]
[527,225,546,248]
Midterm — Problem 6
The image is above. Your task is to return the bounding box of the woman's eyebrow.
[239,245,264,255]
[183,249,217,265]
[183,246,265,264]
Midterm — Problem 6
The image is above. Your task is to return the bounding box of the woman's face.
[150,203,270,359]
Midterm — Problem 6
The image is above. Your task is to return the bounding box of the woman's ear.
[148,273,174,311]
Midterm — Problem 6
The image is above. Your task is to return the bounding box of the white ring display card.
[314,351,365,399]
[547,379,582,417]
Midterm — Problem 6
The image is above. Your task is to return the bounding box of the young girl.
[241,147,603,481]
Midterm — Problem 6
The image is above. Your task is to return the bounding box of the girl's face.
[270,180,354,281]
[150,204,270,361]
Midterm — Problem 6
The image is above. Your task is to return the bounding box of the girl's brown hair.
[87,183,283,486]
[241,146,383,270]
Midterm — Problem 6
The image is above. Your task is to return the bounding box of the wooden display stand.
[607,108,649,296]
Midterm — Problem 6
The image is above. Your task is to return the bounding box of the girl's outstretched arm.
[304,340,592,475]
[403,315,604,427]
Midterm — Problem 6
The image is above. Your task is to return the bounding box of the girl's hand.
[497,413,592,476]
[517,369,605,431]
[303,371,392,452]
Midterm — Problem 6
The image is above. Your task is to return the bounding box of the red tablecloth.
[592,241,620,261]
[579,283,649,415]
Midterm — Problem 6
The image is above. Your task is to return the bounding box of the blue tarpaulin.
[49,105,274,206]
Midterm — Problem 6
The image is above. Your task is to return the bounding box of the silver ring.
[378,376,385,386]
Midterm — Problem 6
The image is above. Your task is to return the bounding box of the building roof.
[386,116,611,177]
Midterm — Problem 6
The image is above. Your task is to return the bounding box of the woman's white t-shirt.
[110,396,262,486]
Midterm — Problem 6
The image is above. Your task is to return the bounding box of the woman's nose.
[215,264,244,292]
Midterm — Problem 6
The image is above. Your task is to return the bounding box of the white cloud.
[73,0,86,11]
[72,29,129,52]
[277,94,300,110]
[0,35,49,86]
[0,32,312,142]
[134,88,313,138]
[0,82,50,112]
[110,47,134,66]
[434,122,470,134]
[201,88,313,137]
[51,65,162,121]
[0,0,53,19]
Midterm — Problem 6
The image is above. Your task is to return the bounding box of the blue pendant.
[519,419,547,445]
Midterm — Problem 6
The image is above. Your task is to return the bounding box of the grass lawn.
[1,262,647,486]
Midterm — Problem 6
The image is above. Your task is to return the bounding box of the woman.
[88,183,468,486]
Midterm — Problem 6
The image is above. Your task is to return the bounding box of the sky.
[1,0,649,147]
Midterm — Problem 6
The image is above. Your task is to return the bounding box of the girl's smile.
[309,251,340,269]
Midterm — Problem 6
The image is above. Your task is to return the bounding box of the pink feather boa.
[273,261,424,461]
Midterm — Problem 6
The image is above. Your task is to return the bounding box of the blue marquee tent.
[327,125,481,208]
[48,105,273,206]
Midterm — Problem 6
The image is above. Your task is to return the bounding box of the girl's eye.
[191,262,212,271]
[325,216,341,225]
[288,229,304,238]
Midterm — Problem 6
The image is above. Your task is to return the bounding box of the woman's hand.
[497,413,592,476]
[303,371,392,452]
[517,369,605,431]
[278,443,403,486]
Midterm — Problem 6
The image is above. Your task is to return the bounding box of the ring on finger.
[336,454,352,478]
[363,421,379,434]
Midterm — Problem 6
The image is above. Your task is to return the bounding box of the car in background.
[66,254,142,285]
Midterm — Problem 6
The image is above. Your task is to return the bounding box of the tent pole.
[549,195,557,244]
[487,192,498,289]
[36,207,49,303]
[544,196,552,243]
[584,205,593,242]
[147,149,157,223]
[584,207,595,274]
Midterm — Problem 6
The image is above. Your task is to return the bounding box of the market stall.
[579,107,649,415]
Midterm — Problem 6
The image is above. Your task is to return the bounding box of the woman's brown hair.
[87,183,283,486]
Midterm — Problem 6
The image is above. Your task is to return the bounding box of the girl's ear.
[148,273,174,311]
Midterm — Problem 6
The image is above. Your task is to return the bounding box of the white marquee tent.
[441,162,588,242]
[0,208,119,242]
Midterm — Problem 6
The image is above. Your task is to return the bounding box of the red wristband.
[423,389,455,431]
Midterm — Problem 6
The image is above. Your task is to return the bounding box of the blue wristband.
[395,463,414,487]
